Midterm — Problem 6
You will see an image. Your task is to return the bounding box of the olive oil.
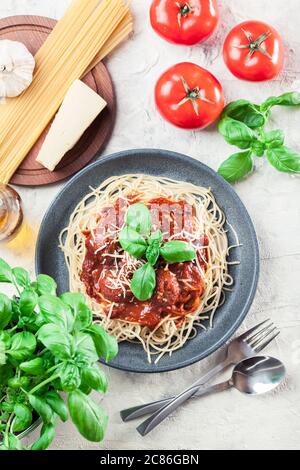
[0,184,23,242]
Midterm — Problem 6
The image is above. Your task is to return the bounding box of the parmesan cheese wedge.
[36,79,107,171]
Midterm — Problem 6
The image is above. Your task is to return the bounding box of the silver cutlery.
[120,319,280,425]
[137,355,285,436]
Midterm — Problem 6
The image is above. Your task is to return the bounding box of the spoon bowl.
[232,356,286,395]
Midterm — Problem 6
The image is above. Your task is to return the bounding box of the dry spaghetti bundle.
[0,0,133,184]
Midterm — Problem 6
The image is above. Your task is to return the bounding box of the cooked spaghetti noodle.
[60,175,234,363]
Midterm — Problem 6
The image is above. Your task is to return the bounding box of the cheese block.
[36,79,107,171]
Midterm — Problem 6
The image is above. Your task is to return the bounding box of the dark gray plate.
[35,149,259,373]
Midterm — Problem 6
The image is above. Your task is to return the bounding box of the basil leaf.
[20,357,45,376]
[74,332,98,364]
[149,229,163,245]
[37,324,72,360]
[81,366,108,393]
[68,390,108,442]
[222,100,266,129]
[38,295,74,332]
[87,324,118,362]
[146,244,160,266]
[218,151,254,183]
[119,226,147,259]
[126,203,151,235]
[73,303,92,331]
[0,258,13,283]
[36,274,57,296]
[31,423,55,451]
[60,363,81,392]
[266,146,300,173]
[251,140,265,157]
[130,263,156,301]
[28,394,54,424]
[262,92,300,110]
[12,403,32,433]
[264,129,285,148]
[8,331,36,361]
[19,289,38,316]
[45,390,68,422]
[12,267,30,288]
[5,433,23,450]
[160,241,196,263]
[218,117,256,149]
[60,292,86,310]
[0,293,12,329]
[0,339,6,365]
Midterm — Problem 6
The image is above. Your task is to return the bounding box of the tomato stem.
[176,2,193,27]
[177,77,214,116]
[236,28,272,61]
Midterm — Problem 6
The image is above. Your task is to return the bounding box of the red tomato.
[155,62,224,129]
[150,0,219,45]
[223,21,284,82]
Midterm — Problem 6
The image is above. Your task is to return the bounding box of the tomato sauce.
[80,197,208,327]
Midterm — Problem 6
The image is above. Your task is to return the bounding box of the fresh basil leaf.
[20,357,45,376]
[218,151,254,183]
[73,303,92,331]
[251,140,265,157]
[28,394,54,424]
[262,92,300,110]
[160,241,196,263]
[68,390,108,442]
[60,292,86,310]
[5,433,23,450]
[119,226,147,258]
[218,117,256,149]
[12,403,32,433]
[12,267,30,288]
[38,295,74,332]
[146,244,160,266]
[222,100,266,129]
[59,363,81,392]
[126,203,152,235]
[130,263,156,301]
[0,293,12,329]
[149,229,163,245]
[264,129,285,148]
[31,423,56,451]
[0,259,14,283]
[81,366,108,394]
[7,331,36,361]
[45,391,68,422]
[87,324,118,362]
[37,324,72,360]
[0,339,6,365]
[0,330,11,348]
[74,332,98,364]
[36,274,57,296]
[266,146,300,173]
[19,289,38,316]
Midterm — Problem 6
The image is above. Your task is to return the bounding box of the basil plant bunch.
[0,258,118,450]
[119,203,196,301]
[218,91,300,183]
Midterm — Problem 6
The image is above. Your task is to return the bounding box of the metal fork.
[120,319,279,430]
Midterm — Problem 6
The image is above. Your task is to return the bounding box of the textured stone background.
[1,0,300,450]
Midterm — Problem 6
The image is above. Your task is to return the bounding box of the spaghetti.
[0,0,133,184]
[60,174,234,363]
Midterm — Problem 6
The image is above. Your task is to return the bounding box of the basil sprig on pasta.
[119,203,196,301]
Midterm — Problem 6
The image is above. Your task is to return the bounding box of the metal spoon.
[137,356,286,436]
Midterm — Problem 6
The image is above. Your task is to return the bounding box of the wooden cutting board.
[0,15,116,186]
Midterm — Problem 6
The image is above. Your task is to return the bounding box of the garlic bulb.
[0,39,35,99]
